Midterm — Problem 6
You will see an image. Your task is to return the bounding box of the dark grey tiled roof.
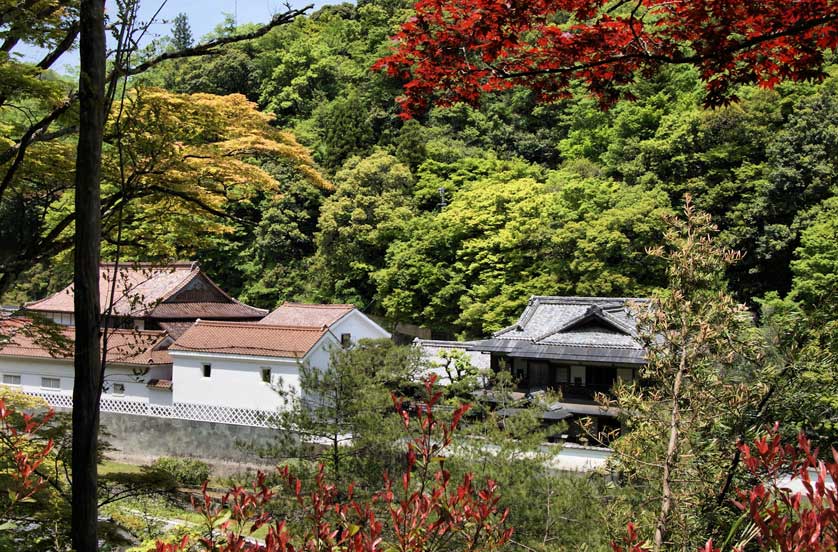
[413,338,492,372]
[473,296,648,366]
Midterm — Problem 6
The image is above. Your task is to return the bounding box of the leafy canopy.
[375,0,838,114]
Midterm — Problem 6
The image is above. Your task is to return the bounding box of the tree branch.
[124,4,314,76]
[490,13,838,80]
[0,97,76,200]
[38,22,81,71]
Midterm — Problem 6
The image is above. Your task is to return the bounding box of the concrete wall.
[100,411,283,466]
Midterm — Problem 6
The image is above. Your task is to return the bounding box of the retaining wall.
[99,411,281,467]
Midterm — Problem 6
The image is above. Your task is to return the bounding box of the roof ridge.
[104,328,167,336]
[526,295,647,303]
[280,302,355,309]
[534,305,636,341]
[193,320,328,331]
[98,261,196,269]
[170,344,304,354]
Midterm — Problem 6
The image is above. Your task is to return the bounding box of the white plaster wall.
[0,355,157,403]
[545,443,612,473]
[147,388,172,405]
[42,312,74,326]
[145,364,172,381]
[305,339,334,375]
[169,334,339,411]
[170,352,301,410]
[331,311,391,343]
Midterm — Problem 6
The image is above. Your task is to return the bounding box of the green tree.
[170,13,193,51]
[238,168,327,308]
[315,151,415,306]
[1,88,328,298]
[756,291,838,451]
[789,196,838,308]
[268,339,418,491]
[313,89,376,169]
[376,164,670,336]
[605,199,771,550]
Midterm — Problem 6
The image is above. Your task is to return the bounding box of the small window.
[261,367,271,384]
[41,377,60,389]
[340,333,352,348]
[617,368,635,384]
[554,366,570,384]
[112,383,125,395]
[202,364,212,378]
[2,374,21,386]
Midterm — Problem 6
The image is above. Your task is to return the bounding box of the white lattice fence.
[25,391,73,409]
[24,391,275,428]
[100,397,149,416]
[170,403,274,428]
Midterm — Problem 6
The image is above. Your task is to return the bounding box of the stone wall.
[100,412,281,469]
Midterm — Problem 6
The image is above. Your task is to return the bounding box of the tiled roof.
[0,318,172,366]
[473,296,648,365]
[413,338,492,371]
[170,320,328,359]
[146,378,173,390]
[156,321,195,339]
[259,302,354,328]
[25,262,265,320]
[149,301,266,320]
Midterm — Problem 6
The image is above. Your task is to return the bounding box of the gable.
[553,305,634,337]
[330,309,391,341]
[165,273,230,304]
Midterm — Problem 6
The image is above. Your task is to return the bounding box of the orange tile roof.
[170,320,329,359]
[0,318,172,366]
[146,378,173,390]
[259,302,354,328]
[25,262,266,320]
[26,262,195,316]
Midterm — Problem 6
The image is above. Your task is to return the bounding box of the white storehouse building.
[0,265,390,428]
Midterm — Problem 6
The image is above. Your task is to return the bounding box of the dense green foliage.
[3,3,835,339]
[103,3,836,340]
[149,457,211,487]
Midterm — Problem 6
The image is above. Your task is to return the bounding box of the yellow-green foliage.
[11,87,330,264]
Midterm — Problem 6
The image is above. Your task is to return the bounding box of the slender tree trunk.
[71,0,106,550]
[653,345,687,552]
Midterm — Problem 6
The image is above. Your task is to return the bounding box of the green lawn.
[99,460,146,475]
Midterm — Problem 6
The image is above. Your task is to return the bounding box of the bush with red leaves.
[155,376,513,552]
[0,398,55,518]
[613,425,838,552]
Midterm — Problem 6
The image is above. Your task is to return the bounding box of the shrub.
[151,457,210,487]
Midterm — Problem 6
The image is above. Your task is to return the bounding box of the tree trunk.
[653,346,687,552]
[71,0,106,550]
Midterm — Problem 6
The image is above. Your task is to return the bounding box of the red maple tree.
[374,0,838,115]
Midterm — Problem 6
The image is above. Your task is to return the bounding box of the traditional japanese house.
[473,296,648,441]
[24,261,267,337]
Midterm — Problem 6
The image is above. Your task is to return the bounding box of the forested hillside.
[6,1,838,339]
